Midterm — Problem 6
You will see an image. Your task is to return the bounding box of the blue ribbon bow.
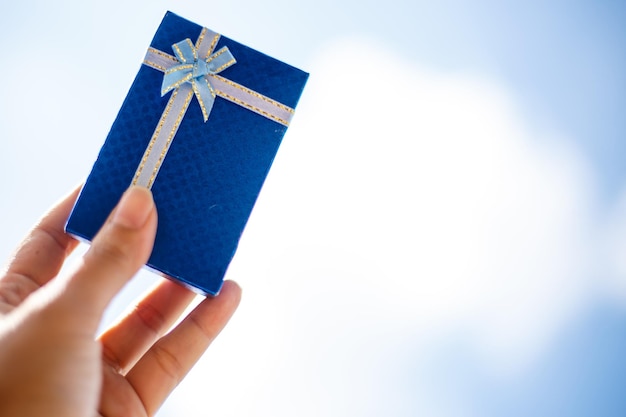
[162,38,236,122]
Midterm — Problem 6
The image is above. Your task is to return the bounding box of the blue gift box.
[66,11,308,295]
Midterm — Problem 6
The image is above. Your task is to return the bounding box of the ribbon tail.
[162,68,192,95]
[172,38,197,63]
[206,47,237,73]
[192,77,217,122]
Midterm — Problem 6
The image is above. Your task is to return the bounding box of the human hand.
[0,186,241,417]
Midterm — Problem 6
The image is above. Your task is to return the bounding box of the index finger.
[0,186,80,311]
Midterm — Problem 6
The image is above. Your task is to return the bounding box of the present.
[66,11,309,295]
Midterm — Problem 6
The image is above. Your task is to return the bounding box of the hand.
[0,186,241,417]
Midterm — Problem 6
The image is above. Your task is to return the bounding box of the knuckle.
[100,368,148,417]
[135,301,167,336]
[0,274,38,308]
[188,312,215,342]
[151,343,184,385]
[101,344,124,374]
[87,236,134,270]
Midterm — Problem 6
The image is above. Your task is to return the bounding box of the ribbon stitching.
[132,27,295,189]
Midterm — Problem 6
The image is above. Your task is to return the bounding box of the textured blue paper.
[66,11,308,295]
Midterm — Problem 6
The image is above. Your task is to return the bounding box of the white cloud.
[157,37,601,416]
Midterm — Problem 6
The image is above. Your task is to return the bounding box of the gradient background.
[2,1,626,416]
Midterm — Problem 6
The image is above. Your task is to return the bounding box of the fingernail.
[111,186,154,229]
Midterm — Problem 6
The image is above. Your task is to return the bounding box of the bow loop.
[206,47,237,73]
[172,38,197,63]
[161,39,236,122]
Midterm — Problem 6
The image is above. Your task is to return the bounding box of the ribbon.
[132,27,295,189]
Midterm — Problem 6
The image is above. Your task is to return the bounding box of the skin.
[0,186,242,417]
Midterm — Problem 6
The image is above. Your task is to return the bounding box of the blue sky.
[1,1,626,416]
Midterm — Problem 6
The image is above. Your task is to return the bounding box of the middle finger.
[98,278,197,374]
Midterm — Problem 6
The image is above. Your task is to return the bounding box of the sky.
[1,1,626,416]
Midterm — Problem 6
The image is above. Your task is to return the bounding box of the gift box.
[66,11,308,295]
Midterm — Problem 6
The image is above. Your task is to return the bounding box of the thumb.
[62,186,157,321]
